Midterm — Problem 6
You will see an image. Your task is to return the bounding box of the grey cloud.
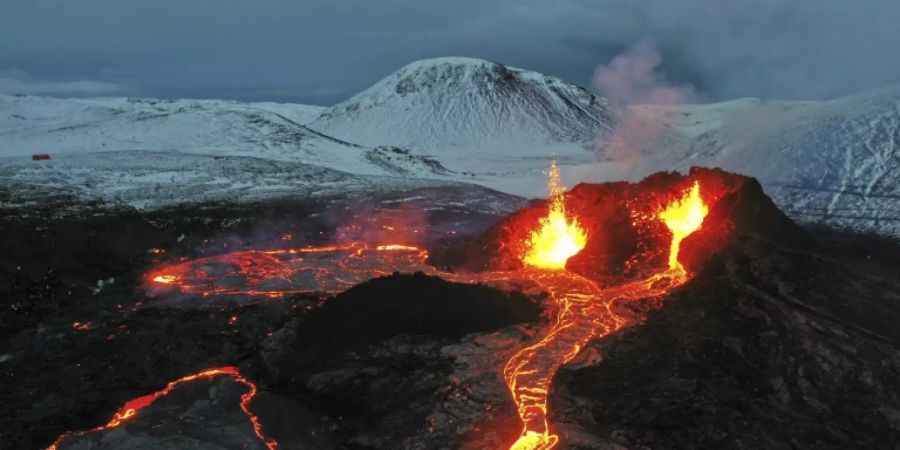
[0,69,126,96]
[0,0,897,104]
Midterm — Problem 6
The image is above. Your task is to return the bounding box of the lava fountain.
[522,160,587,270]
[659,181,708,271]
[505,179,709,450]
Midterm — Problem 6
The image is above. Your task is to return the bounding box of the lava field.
[3,169,900,450]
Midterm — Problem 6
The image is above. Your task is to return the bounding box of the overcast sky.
[1,0,898,105]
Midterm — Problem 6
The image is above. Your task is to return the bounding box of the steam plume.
[592,39,694,166]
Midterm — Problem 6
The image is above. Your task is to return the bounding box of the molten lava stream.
[146,242,430,297]
[47,367,278,450]
[137,168,710,450]
[505,178,708,450]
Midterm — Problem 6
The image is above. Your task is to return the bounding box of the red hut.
[32,153,51,160]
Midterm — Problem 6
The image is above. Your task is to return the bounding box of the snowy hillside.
[310,57,614,175]
[0,94,455,179]
[249,101,324,125]
[2,61,899,238]
[0,150,499,213]
[632,87,900,236]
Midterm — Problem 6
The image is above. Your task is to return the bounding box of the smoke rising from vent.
[591,39,694,165]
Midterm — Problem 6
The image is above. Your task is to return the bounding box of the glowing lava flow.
[146,242,429,297]
[504,182,709,450]
[522,160,587,270]
[48,366,277,450]
[136,180,710,450]
[659,181,708,270]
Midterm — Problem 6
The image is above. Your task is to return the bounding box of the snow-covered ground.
[0,150,466,210]
[310,57,614,182]
[1,58,898,237]
[629,87,900,236]
[0,94,461,209]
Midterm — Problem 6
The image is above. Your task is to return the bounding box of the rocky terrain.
[5,60,898,237]
[2,172,899,449]
[551,235,900,449]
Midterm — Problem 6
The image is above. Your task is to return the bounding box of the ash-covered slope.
[310,57,614,158]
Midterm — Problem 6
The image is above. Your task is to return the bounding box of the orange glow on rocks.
[522,160,586,270]
[133,171,732,450]
[146,242,429,297]
[151,274,177,284]
[47,366,277,450]
[504,180,710,450]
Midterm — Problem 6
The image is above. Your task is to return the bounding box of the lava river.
[504,176,709,450]
[48,366,277,450]
[51,169,711,449]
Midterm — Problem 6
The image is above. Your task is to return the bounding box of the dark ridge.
[551,236,900,449]
[292,272,540,358]
[264,272,541,446]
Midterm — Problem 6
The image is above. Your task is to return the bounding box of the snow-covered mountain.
[310,57,614,176]
[631,86,900,236]
[1,59,899,237]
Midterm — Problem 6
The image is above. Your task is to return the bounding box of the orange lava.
[71,321,92,331]
[146,242,429,297]
[47,366,277,450]
[504,181,709,450]
[522,160,586,270]
[130,179,713,450]
[659,181,708,270]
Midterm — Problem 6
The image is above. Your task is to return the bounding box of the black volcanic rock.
[550,238,900,449]
[259,272,542,448]
[278,272,540,368]
[5,178,900,450]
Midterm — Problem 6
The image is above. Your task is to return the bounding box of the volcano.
[429,167,808,281]
[3,168,899,450]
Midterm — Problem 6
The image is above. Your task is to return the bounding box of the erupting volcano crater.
[43,167,825,450]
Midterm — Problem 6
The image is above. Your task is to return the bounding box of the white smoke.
[592,39,694,166]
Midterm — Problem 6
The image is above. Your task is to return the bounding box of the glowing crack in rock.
[48,366,277,450]
[145,242,429,297]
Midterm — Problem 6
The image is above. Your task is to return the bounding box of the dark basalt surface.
[257,272,542,448]
[551,236,900,449]
[0,188,522,449]
[2,176,899,450]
